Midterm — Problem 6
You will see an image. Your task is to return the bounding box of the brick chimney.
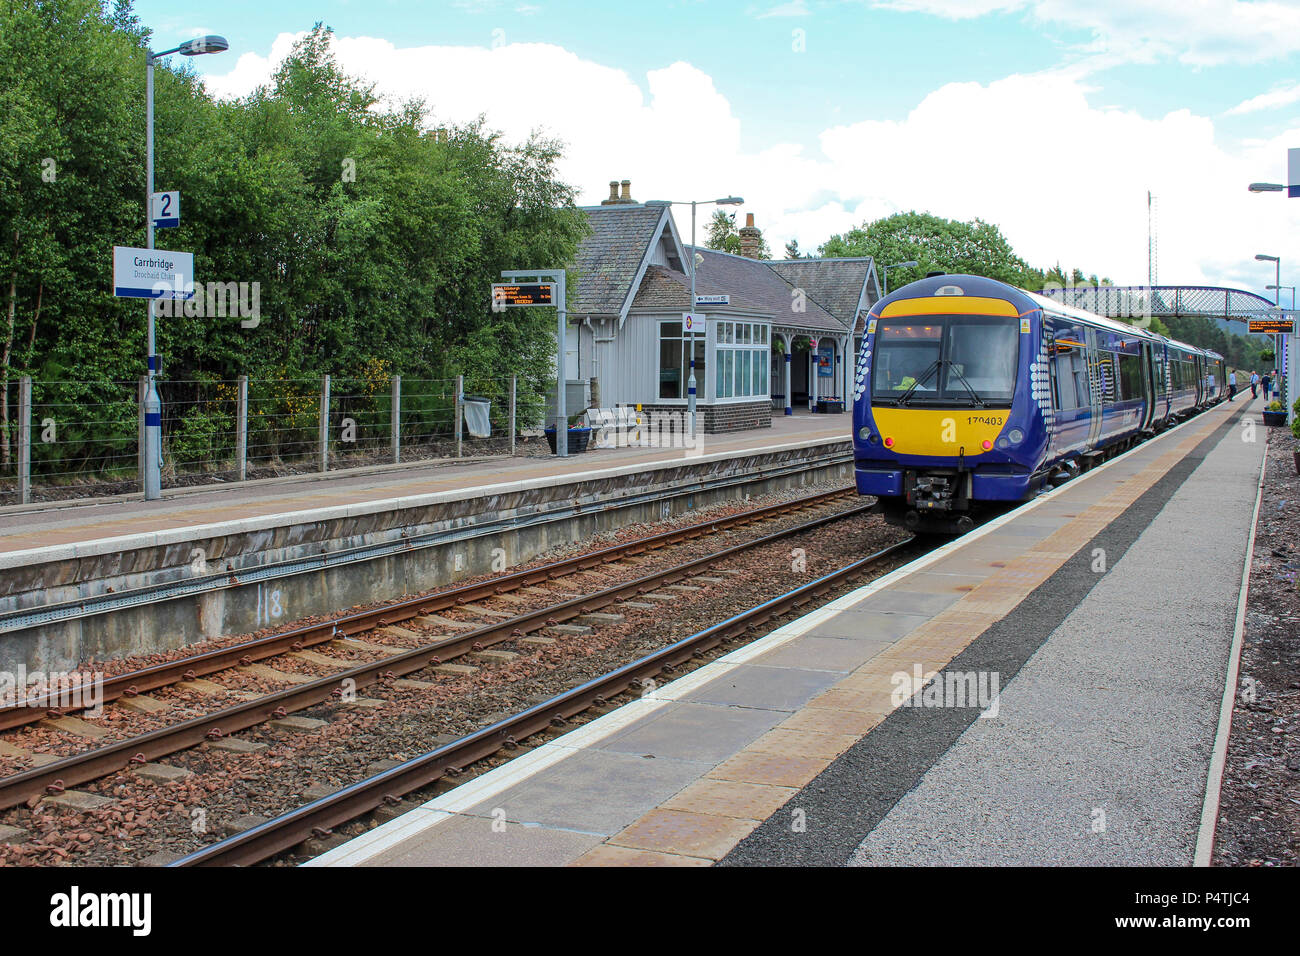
[599,179,637,205]
[739,213,763,259]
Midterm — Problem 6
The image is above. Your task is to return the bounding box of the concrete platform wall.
[0,441,850,673]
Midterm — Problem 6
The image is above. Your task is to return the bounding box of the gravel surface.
[0,481,909,865]
[1212,427,1300,867]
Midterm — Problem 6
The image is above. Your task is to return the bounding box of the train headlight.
[1007,427,1025,445]
[858,427,871,441]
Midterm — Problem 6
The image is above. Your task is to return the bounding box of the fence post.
[509,375,517,457]
[319,374,330,472]
[455,374,463,458]
[137,375,147,491]
[391,374,401,464]
[236,375,248,481]
[17,376,31,505]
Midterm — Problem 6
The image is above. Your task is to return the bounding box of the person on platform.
[1250,370,1260,399]
[1227,369,1237,401]
[1262,371,1272,402]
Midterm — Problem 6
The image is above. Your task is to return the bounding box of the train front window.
[871,316,1018,406]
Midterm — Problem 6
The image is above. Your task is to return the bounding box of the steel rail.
[170,535,919,866]
[0,500,876,811]
[0,487,854,732]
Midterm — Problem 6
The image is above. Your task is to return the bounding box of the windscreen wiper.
[945,362,987,407]
[896,360,941,406]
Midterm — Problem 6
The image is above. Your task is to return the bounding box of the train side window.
[1048,321,1090,410]
[1117,352,1142,400]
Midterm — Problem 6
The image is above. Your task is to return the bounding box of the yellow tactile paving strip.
[0,421,851,554]
[571,408,1231,866]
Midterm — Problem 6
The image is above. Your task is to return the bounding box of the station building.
[566,180,881,433]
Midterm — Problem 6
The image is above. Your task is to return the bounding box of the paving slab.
[592,701,783,763]
[362,812,605,867]
[681,663,842,712]
[463,748,712,836]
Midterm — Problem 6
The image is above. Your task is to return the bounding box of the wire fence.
[0,373,553,504]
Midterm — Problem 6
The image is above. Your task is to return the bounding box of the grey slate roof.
[686,247,846,334]
[572,204,673,316]
[630,265,771,315]
[768,257,877,328]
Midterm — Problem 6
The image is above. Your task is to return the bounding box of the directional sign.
[151,191,180,229]
[682,312,702,332]
[695,294,729,306]
[1249,318,1295,334]
[491,282,555,308]
[113,246,194,300]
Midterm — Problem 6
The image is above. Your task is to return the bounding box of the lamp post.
[882,260,918,298]
[651,196,744,439]
[142,35,228,500]
[1266,284,1295,310]
[1248,176,1298,422]
[1256,254,1284,406]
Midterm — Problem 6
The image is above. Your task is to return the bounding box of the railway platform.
[0,414,850,673]
[309,394,1265,867]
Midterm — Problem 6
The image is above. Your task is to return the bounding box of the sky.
[131,0,1300,303]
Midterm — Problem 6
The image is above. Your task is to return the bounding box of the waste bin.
[463,396,491,438]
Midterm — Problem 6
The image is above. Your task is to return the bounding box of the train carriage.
[853,274,1225,533]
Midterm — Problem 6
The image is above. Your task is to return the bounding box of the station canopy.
[1037,285,1283,326]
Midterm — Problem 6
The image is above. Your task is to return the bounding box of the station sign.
[1248,318,1295,334]
[695,294,729,306]
[151,191,180,229]
[491,282,555,308]
[112,246,194,299]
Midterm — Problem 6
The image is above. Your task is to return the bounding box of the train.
[852,274,1227,533]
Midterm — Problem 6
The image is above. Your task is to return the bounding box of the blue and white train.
[853,274,1227,533]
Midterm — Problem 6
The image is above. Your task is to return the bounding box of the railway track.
[170,534,919,866]
[0,489,868,813]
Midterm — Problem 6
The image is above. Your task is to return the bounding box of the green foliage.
[705,210,771,259]
[1267,400,1286,411]
[0,5,588,457]
[819,212,1051,290]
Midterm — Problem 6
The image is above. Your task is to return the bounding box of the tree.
[783,238,803,259]
[705,209,771,258]
[706,210,741,255]
[0,5,590,477]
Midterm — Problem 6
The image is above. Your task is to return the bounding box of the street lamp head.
[716,196,744,206]
[1256,254,1280,262]
[890,260,919,269]
[179,35,229,56]
[1248,183,1285,193]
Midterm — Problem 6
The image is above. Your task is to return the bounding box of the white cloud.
[1227,83,1300,115]
[754,1,813,17]
[874,1,1300,66]
[204,34,1300,293]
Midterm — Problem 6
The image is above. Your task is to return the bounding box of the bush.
[1267,400,1286,411]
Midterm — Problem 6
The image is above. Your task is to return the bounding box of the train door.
[1140,341,1156,430]
[1084,327,1104,449]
